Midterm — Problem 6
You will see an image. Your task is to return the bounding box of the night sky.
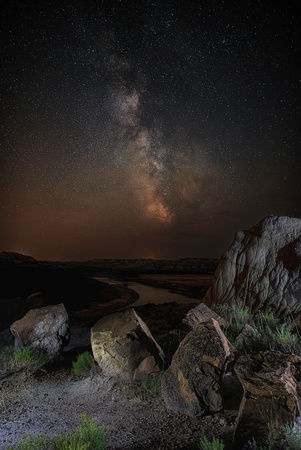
[1,1,300,260]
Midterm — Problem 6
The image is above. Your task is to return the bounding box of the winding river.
[95,277,200,307]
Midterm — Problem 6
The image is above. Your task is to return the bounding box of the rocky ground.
[0,331,238,450]
[0,255,238,449]
[0,369,237,450]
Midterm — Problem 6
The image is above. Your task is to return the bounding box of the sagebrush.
[0,345,49,371]
[211,302,301,354]
[8,413,109,450]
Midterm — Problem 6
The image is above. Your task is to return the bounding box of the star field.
[1,0,300,260]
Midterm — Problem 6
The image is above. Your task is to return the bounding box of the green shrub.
[16,346,49,369]
[8,413,108,450]
[198,435,225,450]
[245,422,301,449]
[8,434,48,450]
[72,351,94,376]
[275,323,298,347]
[257,312,280,329]
[250,314,300,354]
[52,413,108,450]
[0,345,49,372]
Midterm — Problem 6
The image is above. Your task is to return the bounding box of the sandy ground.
[0,330,238,450]
[0,365,237,450]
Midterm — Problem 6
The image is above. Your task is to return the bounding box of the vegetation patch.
[211,302,301,354]
[198,435,225,450]
[245,421,301,449]
[0,345,49,372]
[72,351,95,376]
[8,413,109,450]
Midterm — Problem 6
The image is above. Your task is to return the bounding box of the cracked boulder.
[203,216,301,318]
[10,303,70,355]
[234,351,301,445]
[91,308,164,380]
[161,318,233,416]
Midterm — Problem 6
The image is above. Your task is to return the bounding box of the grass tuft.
[72,351,94,376]
[0,345,49,372]
[8,413,108,450]
[211,302,301,355]
[198,436,225,450]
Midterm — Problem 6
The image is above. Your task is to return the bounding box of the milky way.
[1,1,300,260]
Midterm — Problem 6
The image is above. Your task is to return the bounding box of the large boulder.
[161,318,233,416]
[204,216,301,318]
[10,303,70,355]
[234,351,301,445]
[91,308,164,380]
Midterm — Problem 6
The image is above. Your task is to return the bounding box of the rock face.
[204,216,301,318]
[10,304,70,355]
[91,308,164,380]
[161,318,233,416]
[234,351,301,445]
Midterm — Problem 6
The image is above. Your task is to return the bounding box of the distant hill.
[0,251,219,274]
[68,257,219,275]
[0,251,37,262]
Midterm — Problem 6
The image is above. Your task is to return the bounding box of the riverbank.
[137,274,212,299]
[92,276,205,335]
[96,273,213,300]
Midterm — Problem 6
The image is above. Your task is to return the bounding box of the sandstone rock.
[91,308,164,380]
[204,216,301,318]
[10,303,70,355]
[234,351,301,445]
[161,318,233,416]
[183,303,228,330]
[135,355,160,377]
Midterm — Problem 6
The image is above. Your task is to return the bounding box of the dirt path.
[0,366,237,450]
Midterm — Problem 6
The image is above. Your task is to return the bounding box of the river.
[95,277,200,307]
